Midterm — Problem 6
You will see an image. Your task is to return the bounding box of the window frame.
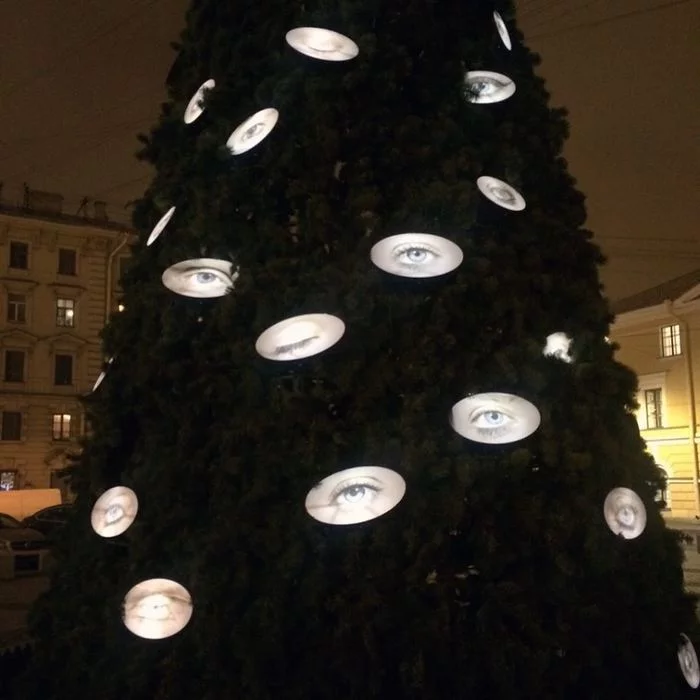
[0,411,22,441]
[57,248,78,276]
[3,349,26,383]
[6,293,27,323]
[0,469,18,491]
[53,353,74,386]
[659,323,682,358]
[8,241,29,270]
[51,412,73,441]
[644,388,663,429]
[56,297,76,328]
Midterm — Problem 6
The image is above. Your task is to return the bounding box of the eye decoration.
[464,70,515,104]
[146,206,176,247]
[477,176,526,211]
[161,258,238,299]
[450,392,541,445]
[678,634,700,688]
[285,27,359,62]
[183,78,215,124]
[543,332,574,363]
[92,356,115,393]
[122,578,193,640]
[226,108,279,155]
[370,233,464,278]
[305,466,406,525]
[603,487,647,540]
[493,11,512,51]
[255,313,345,361]
[90,486,138,538]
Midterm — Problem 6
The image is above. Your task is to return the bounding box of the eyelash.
[393,243,440,263]
[329,480,381,504]
[181,268,229,284]
[274,337,317,356]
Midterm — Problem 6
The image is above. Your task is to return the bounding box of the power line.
[526,0,601,31]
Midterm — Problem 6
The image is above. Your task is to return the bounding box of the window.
[0,412,22,441]
[56,298,75,327]
[54,354,73,385]
[7,293,26,323]
[0,470,17,491]
[660,324,681,357]
[52,413,72,440]
[58,248,77,275]
[4,350,25,382]
[9,241,29,269]
[644,388,663,429]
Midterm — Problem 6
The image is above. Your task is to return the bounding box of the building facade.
[0,196,132,497]
[610,269,700,519]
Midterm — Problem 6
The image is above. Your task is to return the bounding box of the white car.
[0,513,49,579]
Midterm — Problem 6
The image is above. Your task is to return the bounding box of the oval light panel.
[91,486,138,538]
[286,27,359,62]
[477,176,526,211]
[146,206,175,247]
[370,233,464,278]
[603,487,647,540]
[92,356,115,393]
[493,12,512,51]
[451,392,541,444]
[162,258,238,299]
[226,108,279,155]
[543,332,573,363]
[305,466,406,525]
[464,70,515,104]
[122,578,193,640]
[184,79,215,124]
[679,634,700,689]
[255,313,345,361]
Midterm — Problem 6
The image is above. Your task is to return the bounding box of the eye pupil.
[106,504,123,524]
[341,486,366,503]
[244,123,263,140]
[406,248,427,262]
[485,411,503,425]
[196,271,216,284]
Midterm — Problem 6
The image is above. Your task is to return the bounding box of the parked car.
[22,504,73,542]
[0,513,49,579]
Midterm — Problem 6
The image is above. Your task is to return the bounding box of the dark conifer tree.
[15,1,700,698]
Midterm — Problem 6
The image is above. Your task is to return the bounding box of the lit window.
[660,324,681,357]
[7,293,27,323]
[644,389,663,429]
[56,298,75,327]
[52,413,72,441]
[0,470,17,491]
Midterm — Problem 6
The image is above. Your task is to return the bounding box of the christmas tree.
[15,1,700,698]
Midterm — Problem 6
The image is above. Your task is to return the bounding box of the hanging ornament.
[122,578,193,640]
[146,206,175,247]
[603,487,647,539]
[226,108,279,155]
[678,634,700,688]
[90,486,138,538]
[92,356,115,392]
[183,79,215,124]
[492,12,512,51]
[162,258,238,299]
[255,313,345,361]
[285,27,359,61]
[450,392,541,444]
[370,233,464,278]
[543,332,573,363]
[305,466,406,525]
[477,176,526,211]
[464,70,515,104]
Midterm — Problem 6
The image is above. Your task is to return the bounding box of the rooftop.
[611,268,700,315]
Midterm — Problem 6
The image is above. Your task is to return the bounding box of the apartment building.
[610,268,700,519]
[0,191,133,497]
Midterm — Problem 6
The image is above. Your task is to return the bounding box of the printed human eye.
[123,579,193,640]
[464,71,515,104]
[273,336,318,358]
[162,259,237,299]
[603,487,646,540]
[470,407,514,437]
[91,486,138,538]
[242,122,265,141]
[392,243,440,268]
[226,108,279,155]
[371,233,463,278]
[330,479,382,507]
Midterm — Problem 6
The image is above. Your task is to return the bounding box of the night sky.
[0,0,698,300]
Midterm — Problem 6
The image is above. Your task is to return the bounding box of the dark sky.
[0,0,698,300]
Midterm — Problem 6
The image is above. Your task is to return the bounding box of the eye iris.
[405,248,428,263]
[340,485,367,503]
[484,411,505,426]
[491,187,514,203]
[105,504,124,524]
[244,123,264,140]
[195,271,217,284]
[473,80,492,94]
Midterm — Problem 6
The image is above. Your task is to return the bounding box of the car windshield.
[0,514,21,529]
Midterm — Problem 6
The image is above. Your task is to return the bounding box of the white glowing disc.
[370,233,464,278]
[305,466,406,525]
[477,176,526,211]
[184,79,215,124]
[147,206,176,247]
[255,313,345,361]
[286,27,359,62]
[122,578,193,640]
[92,356,115,393]
[451,392,541,444]
[679,634,700,688]
[226,108,279,155]
[91,486,138,538]
[543,332,573,363]
[603,487,647,539]
[162,258,238,299]
[464,70,516,104]
[493,12,512,51]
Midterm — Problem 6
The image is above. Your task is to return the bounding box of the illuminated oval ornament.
[450,392,541,444]
[226,108,279,155]
[146,206,175,247]
[477,176,526,211]
[255,313,345,361]
[92,356,115,393]
[286,27,359,62]
[543,332,573,363]
[91,486,138,538]
[464,70,515,104]
[305,466,406,525]
[162,258,238,299]
[122,578,193,640]
[370,233,464,278]
[493,12,512,51]
[184,79,215,124]
[603,487,646,539]
[678,634,700,688]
